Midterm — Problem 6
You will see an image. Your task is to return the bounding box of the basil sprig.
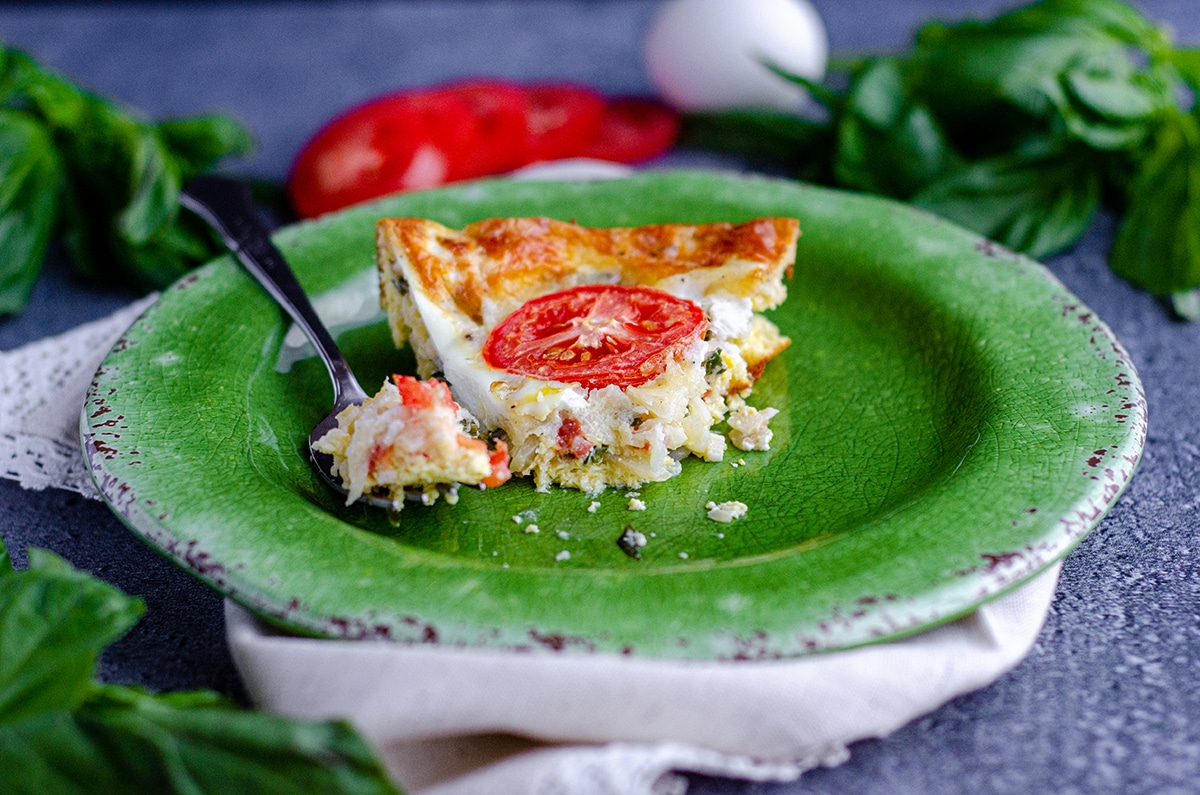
[681,0,1200,318]
[0,539,402,794]
[0,44,253,315]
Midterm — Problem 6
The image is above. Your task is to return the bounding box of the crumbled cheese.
[705,296,753,338]
[625,491,641,499]
[622,527,647,548]
[587,500,601,513]
[512,515,522,524]
[555,550,571,561]
[706,500,749,523]
[679,552,689,559]
[523,523,540,534]
[727,406,779,451]
[556,530,570,540]
[627,498,647,511]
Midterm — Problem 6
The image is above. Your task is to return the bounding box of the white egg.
[644,0,829,112]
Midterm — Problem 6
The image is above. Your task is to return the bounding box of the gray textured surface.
[1,2,1198,793]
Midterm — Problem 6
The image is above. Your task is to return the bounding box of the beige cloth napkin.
[1,294,158,497]
[0,162,1061,794]
[226,561,1059,794]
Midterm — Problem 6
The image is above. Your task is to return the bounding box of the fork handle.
[180,175,367,409]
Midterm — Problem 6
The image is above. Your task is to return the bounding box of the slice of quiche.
[376,215,797,493]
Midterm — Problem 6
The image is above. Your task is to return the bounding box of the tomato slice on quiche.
[483,284,708,390]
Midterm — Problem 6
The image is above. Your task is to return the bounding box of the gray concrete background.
[1,2,1197,792]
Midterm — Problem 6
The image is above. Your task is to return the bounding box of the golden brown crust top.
[377,216,798,325]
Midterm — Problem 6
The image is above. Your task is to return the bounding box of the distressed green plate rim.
[81,171,1146,659]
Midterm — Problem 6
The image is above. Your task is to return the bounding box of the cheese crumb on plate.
[706,500,749,523]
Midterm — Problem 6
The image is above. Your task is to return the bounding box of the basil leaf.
[56,178,108,283]
[1063,61,1164,123]
[0,110,60,313]
[908,0,1167,147]
[117,212,217,291]
[1111,110,1200,295]
[0,541,402,793]
[119,126,182,245]
[0,43,253,312]
[911,19,1094,131]
[58,177,213,292]
[0,710,119,792]
[120,116,254,251]
[0,545,144,724]
[1,685,401,795]
[0,46,26,104]
[679,110,832,174]
[763,63,845,113]
[1040,49,1175,152]
[158,115,254,176]
[913,138,1101,259]
[6,52,88,131]
[44,92,238,288]
[1167,47,1200,89]
[834,58,959,199]
[1001,0,1168,50]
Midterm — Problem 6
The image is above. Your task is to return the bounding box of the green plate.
[81,171,1146,659]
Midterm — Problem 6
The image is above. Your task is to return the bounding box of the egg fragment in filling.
[312,374,510,505]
